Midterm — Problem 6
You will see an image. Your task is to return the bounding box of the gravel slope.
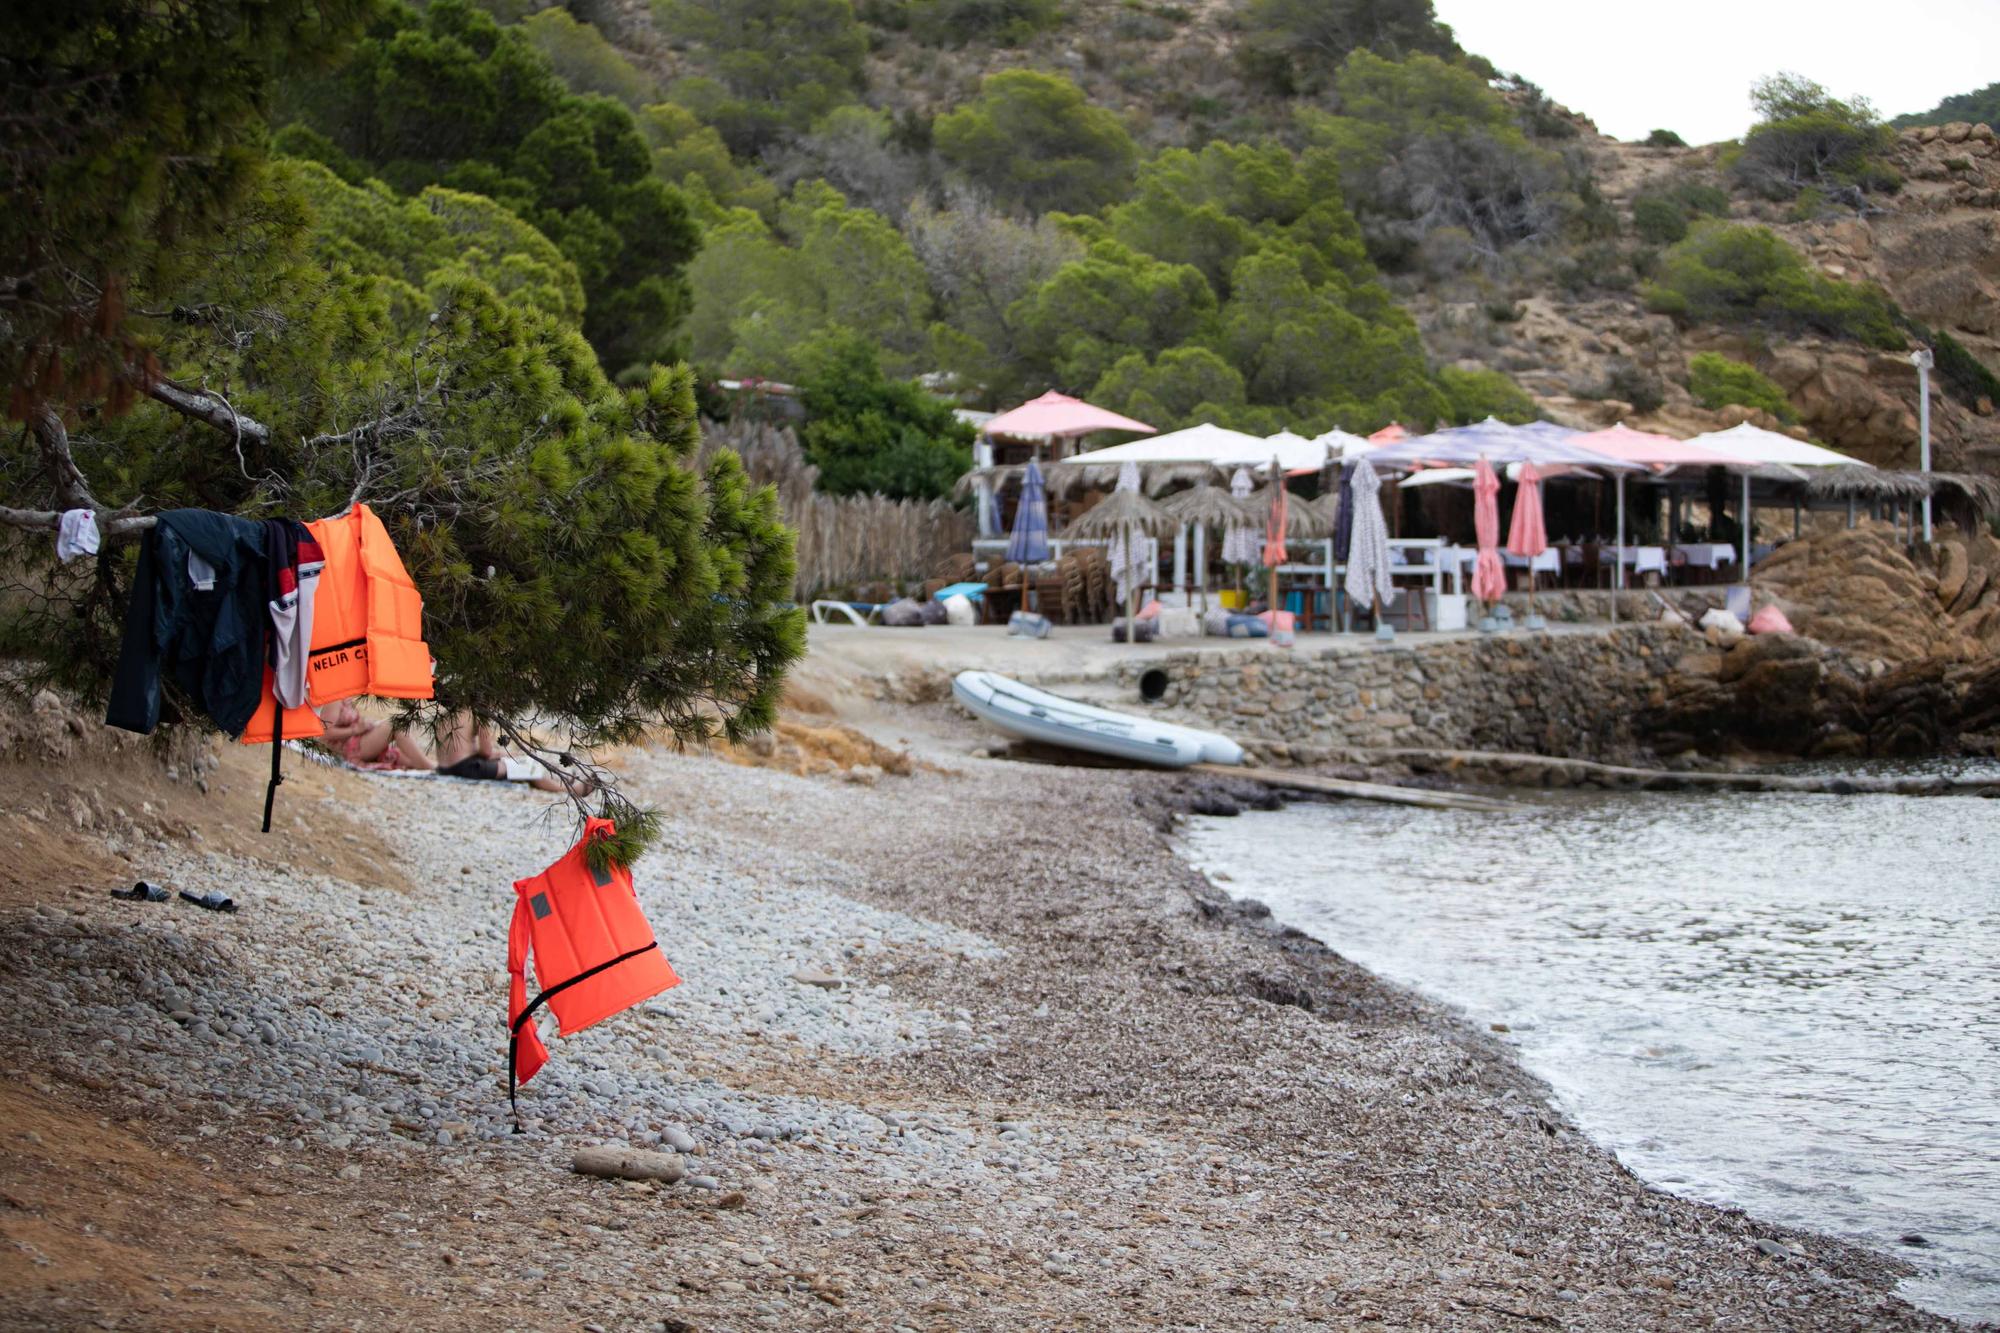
[0,734,1957,1330]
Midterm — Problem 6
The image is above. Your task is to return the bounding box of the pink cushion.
[1255,610,1296,631]
[1747,605,1794,635]
[1138,600,1164,620]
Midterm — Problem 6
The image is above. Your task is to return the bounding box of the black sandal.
[111,881,171,903]
[177,889,237,914]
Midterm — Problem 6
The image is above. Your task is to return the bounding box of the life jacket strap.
[261,705,284,834]
[507,941,660,1133]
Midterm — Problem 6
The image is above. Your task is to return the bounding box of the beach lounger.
[809,600,884,627]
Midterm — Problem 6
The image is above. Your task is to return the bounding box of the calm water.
[1183,773,2000,1323]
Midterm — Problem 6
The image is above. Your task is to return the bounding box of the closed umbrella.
[1332,461,1355,563]
[1220,466,1260,599]
[1507,461,1550,629]
[1471,455,1507,608]
[1262,457,1289,621]
[1006,458,1051,613]
[1344,458,1393,634]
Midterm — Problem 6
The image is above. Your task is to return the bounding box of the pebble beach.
[0,717,1963,1330]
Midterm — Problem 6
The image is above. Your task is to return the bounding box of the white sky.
[1432,0,2000,145]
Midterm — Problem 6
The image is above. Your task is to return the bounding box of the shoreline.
[0,705,1964,1329]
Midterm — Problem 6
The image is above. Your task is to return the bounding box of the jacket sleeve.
[105,527,165,734]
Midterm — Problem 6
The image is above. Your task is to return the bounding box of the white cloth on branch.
[56,509,100,563]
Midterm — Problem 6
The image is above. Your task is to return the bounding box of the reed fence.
[699,418,971,598]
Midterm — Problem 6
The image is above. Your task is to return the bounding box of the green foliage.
[1103,141,1372,298]
[1236,0,1454,95]
[1687,352,1797,423]
[1643,222,1904,348]
[1298,51,1572,265]
[1437,366,1536,424]
[794,333,974,500]
[0,0,383,393]
[1735,72,1896,200]
[294,161,587,323]
[1643,128,1688,148]
[904,0,1062,45]
[1629,180,1728,245]
[637,103,779,217]
[1889,81,2000,130]
[1631,195,1688,245]
[1007,238,1216,389]
[520,8,656,107]
[934,71,1139,215]
[684,182,932,378]
[654,0,867,156]
[1089,346,1250,428]
[2,118,801,862]
[278,0,699,376]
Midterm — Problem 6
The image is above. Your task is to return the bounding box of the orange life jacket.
[508,819,680,1128]
[239,504,434,826]
[240,502,433,741]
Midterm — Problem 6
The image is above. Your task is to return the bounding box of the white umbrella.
[1102,463,1157,608]
[1344,458,1394,632]
[1220,466,1260,599]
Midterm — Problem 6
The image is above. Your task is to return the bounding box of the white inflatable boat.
[952,670,1243,768]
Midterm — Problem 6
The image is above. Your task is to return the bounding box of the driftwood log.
[570,1146,687,1183]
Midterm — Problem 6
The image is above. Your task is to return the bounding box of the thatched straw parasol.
[1804,468,1931,504]
[1162,483,1258,611]
[1066,486,1173,640]
[1248,483,1335,539]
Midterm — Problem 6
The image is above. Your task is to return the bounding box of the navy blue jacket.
[106,510,271,736]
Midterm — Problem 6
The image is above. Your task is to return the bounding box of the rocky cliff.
[1416,124,2000,472]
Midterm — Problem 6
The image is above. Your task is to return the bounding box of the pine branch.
[145,379,272,448]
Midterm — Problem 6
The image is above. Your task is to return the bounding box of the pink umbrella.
[1507,462,1548,556]
[983,391,1155,441]
[1262,461,1289,569]
[1471,456,1507,605]
[1508,462,1549,624]
[1369,422,1409,444]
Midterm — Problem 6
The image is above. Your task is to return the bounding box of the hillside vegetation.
[34,0,1998,527]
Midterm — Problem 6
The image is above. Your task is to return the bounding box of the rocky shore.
[0,701,1961,1331]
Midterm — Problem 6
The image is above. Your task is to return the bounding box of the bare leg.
[391,731,435,770]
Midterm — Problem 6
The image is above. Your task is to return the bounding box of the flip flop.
[111,881,171,902]
[177,889,237,914]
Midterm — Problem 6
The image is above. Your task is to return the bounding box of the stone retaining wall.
[1117,625,1698,764]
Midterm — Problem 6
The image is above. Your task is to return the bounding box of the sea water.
[1182,767,2000,1322]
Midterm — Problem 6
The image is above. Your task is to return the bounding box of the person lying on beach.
[433,710,594,797]
[315,700,435,772]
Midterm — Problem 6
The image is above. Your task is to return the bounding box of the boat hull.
[952,670,1243,768]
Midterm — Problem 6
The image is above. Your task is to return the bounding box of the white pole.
[1613,472,1624,627]
[1172,522,1189,597]
[1914,348,1934,543]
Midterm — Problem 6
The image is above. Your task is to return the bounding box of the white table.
[1609,545,1669,579]
[1677,543,1737,571]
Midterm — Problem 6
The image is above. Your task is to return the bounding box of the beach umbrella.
[1006,458,1051,612]
[984,390,1155,441]
[1345,459,1394,633]
[1163,482,1255,611]
[1332,460,1356,564]
[1471,455,1507,609]
[1507,461,1550,628]
[1262,459,1291,628]
[1066,462,1169,641]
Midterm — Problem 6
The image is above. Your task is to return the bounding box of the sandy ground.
[0,682,1963,1331]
